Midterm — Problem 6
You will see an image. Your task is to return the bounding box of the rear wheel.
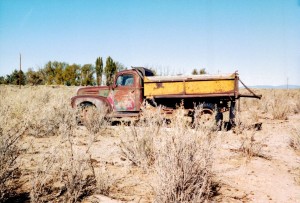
[192,103,215,127]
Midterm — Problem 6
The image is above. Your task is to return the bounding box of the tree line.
[191,68,207,75]
[0,57,208,86]
[0,56,125,86]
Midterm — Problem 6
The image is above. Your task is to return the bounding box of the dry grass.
[271,96,289,120]
[95,165,119,196]
[80,104,110,135]
[119,107,165,169]
[119,125,156,169]
[120,108,216,202]
[236,131,270,161]
[239,89,300,120]
[0,86,28,201]
[152,113,215,202]
[290,126,300,151]
[0,86,99,202]
[0,85,299,202]
[29,99,97,202]
[30,143,96,203]
[0,128,23,201]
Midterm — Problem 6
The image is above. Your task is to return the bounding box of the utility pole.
[19,53,22,89]
[287,77,289,89]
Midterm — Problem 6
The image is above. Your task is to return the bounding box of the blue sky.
[0,0,299,86]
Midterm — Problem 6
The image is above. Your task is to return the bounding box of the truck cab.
[108,69,143,112]
[71,67,154,118]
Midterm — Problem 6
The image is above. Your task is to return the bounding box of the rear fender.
[71,95,112,112]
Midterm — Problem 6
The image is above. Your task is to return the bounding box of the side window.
[116,74,134,86]
[116,76,123,86]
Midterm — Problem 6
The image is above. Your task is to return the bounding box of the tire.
[76,102,95,125]
[192,103,215,127]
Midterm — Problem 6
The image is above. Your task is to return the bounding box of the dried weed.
[237,131,270,161]
[290,126,300,151]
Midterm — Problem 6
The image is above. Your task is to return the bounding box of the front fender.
[71,95,113,112]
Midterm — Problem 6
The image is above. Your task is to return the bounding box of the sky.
[0,0,299,86]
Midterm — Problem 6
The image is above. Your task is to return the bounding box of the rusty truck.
[71,67,261,127]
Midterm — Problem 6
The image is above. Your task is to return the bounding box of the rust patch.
[155,82,164,89]
[113,89,135,111]
[163,108,174,114]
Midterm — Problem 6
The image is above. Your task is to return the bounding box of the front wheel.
[76,102,96,125]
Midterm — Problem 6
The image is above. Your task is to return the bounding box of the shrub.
[292,93,300,114]
[0,127,23,201]
[269,90,300,120]
[290,126,300,151]
[154,109,216,201]
[119,125,156,169]
[271,97,289,120]
[119,107,216,202]
[153,115,214,202]
[95,165,118,196]
[30,135,96,203]
[80,105,110,136]
[30,108,96,203]
[119,107,165,169]
[30,147,63,203]
[61,152,96,203]
[237,131,269,161]
[26,88,75,137]
[0,87,27,201]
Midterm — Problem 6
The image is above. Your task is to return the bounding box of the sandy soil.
[15,112,300,203]
[213,113,300,202]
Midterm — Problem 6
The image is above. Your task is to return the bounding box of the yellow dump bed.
[144,73,238,98]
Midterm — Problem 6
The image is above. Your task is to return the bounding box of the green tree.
[6,69,26,85]
[63,64,80,86]
[81,64,95,86]
[95,57,103,86]
[10,70,19,85]
[104,56,117,86]
[26,68,44,85]
[192,69,198,75]
[53,61,67,85]
[44,61,55,85]
[4,74,12,84]
[199,68,207,75]
[0,76,4,84]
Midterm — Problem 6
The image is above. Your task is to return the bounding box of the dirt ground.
[16,110,300,202]
[213,113,300,202]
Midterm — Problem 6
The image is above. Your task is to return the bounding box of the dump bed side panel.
[144,73,236,97]
[185,80,235,94]
[144,81,185,96]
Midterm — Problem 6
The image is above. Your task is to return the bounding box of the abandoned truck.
[71,67,261,126]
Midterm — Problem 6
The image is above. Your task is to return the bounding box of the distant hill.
[243,85,300,89]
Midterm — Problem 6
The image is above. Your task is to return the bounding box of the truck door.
[113,73,142,111]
